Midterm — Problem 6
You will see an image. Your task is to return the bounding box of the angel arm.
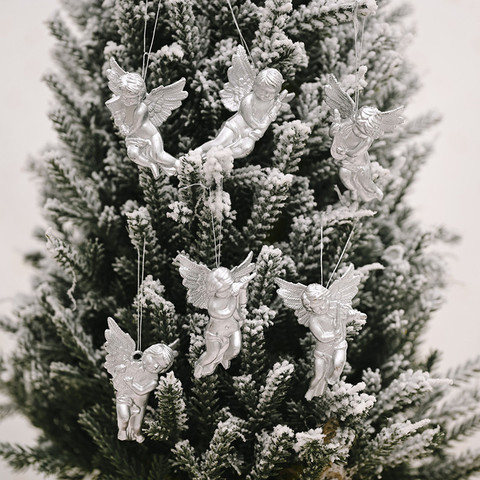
[241,90,293,135]
[309,316,336,343]
[127,102,149,135]
[341,135,373,158]
[238,93,265,130]
[125,376,158,395]
[344,308,366,324]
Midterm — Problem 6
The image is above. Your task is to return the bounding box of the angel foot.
[305,379,327,400]
[221,358,231,370]
[135,434,145,444]
[117,430,127,441]
[194,360,218,379]
[149,162,160,180]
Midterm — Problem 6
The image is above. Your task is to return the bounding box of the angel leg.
[194,332,229,378]
[221,329,241,370]
[150,133,178,176]
[339,163,383,202]
[328,340,347,385]
[128,404,146,443]
[356,164,383,201]
[305,352,330,400]
[229,136,255,158]
[116,400,131,441]
[126,143,161,179]
[198,125,237,155]
[339,166,359,200]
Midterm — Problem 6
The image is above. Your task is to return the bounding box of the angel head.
[117,72,146,105]
[353,106,385,139]
[253,68,284,101]
[302,284,331,314]
[142,343,176,374]
[324,74,404,138]
[208,267,234,297]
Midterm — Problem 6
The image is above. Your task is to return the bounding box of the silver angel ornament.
[106,57,188,179]
[196,46,294,159]
[104,317,177,442]
[276,266,366,400]
[175,252,256,378]
[325,74,404,201]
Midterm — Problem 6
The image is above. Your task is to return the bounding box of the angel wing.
[106,57,128,97]
[276,278,312,326]
[324,74,355,120]
[175,254,212,309]
[368,106,405,139]
[328,265,361,309]
[219,45,257,112]
[145,78,188,127]
[104,317,136,379]
[230,251,255,283]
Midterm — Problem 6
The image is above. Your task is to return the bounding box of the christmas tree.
[1,0,480,479]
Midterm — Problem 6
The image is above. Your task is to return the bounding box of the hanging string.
[326,220,357,288]
[320,214,324,286]
[353,3,366,113]
[144,1,162,79]
[208,187,222,269]
[141,1,149,79]
[226,0,255,65]
[141,0,162,80]
[179,181,222,268]
[217,177,224,268]
[136,237,146,352]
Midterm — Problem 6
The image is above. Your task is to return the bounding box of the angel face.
[254,84,279,102]
[253,68,283,101]
[302,284,331,315]
[142,344,175,374]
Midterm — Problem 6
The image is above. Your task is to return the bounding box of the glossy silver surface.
[104,317,176,442]
[325,74,404,201]
[276,265,366,399]
[175,252,255,378]
[106,57,188,178]
[197,46,293,159]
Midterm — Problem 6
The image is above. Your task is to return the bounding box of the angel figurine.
[196,46,294,159]
[276,266,366,400]
[104,317,177,442]
[324,74,404,202]
[105,57,188,179]
[174,252,256,378]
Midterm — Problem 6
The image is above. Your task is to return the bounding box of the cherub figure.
[106,57,188,179]
[104,317,177,442]
[196,46,294,159]
[324,74,404,201]
[276,266,366,400]
[175,252,256,378]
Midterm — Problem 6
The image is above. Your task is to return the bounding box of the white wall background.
[0,0,478,478]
